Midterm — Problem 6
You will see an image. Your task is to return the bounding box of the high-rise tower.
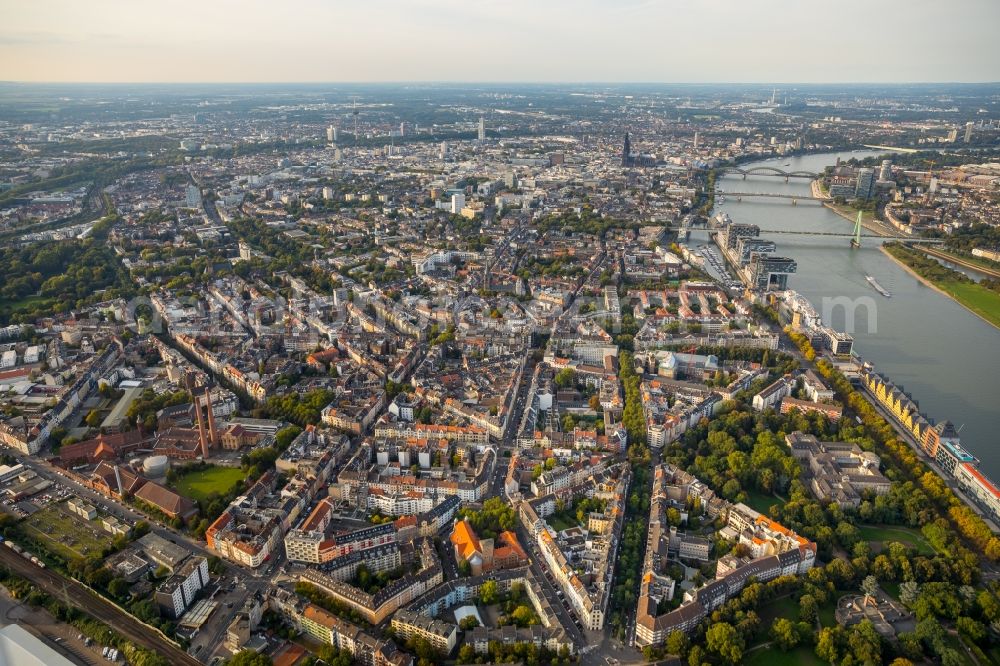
[352,97,359,144]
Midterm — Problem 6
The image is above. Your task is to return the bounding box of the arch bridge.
[721,166,819,179]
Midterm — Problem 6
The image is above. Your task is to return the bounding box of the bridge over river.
[721,166,819,180]
[753,229,944,243]
[719,190,831,203]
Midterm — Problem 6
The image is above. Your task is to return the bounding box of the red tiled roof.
[450,519,482,561]
[134,481,196,518]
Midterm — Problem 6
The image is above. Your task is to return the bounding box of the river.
[700,150,1000,477]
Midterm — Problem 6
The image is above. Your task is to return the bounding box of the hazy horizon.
[2,0,999,84]
[1,80,999,86]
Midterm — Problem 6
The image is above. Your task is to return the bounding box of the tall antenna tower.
[352,96,359,145]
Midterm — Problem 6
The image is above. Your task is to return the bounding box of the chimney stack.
[204,389,218,447]
[193,391,209,459]
[113,464,124,497]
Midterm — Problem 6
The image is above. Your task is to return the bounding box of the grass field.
[818,599,838,627]
[757,596,800,625]
[858,524,935,555]
[174,465,246,503]
[545,498,605,533]
[23,504,113,561]
[825,202,878,229]
[745,490,786,516]
[546,513,577,533]
[882,581,901,601]
[829,203,876,222]
[884,244,1000,330]
[939,279,1000,329]
[943,634,977,666]
[0,295,56,323]
[745,644,824,666]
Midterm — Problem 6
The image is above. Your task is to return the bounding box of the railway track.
[0,547,202,666]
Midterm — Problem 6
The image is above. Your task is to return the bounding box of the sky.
[1,0,998,83]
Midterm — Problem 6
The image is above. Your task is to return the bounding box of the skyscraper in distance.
[879,160,892,181]
[855,168,876,199]
[186,184,201,208]
[478,117,486,142]
[964,121,974,143]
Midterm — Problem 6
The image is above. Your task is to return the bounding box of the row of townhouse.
[268,589,411,666]
[373,422,489,446]
[298,538,443,625]
[529,454,612,496]
[637,548,810,645]
[321,389,387,435]
[0,343,121,454]
[442,398,504,439]
[337,447,494,506]
[644,386,721,450]
[394,566,573,656]
[206,438,336,567]
[860,367,1000,518]
[518,465,630,632]
[169,330,268,402]
[284,493,459,564]
[636,465,816,646]
[285,518,398,564]
[369,299,428,341]
[312,544,404,583]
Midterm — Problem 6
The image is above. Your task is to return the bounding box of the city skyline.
[0,27,999,664]
[1,0,999,83]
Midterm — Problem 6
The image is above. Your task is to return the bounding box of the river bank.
[920,245,1000,280]
[714,149,1000,478]
[810,179,894,236]
[880,244,1000,330]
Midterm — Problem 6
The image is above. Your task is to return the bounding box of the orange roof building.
[449,520,527,575]
[450,519,486,573]
[492,530,528,570]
